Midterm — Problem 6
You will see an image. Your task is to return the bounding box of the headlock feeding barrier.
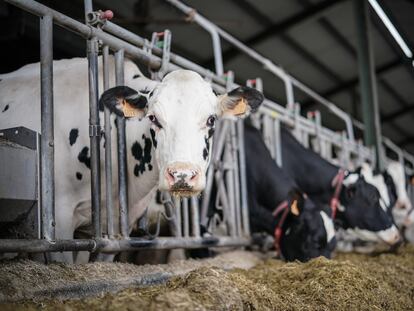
[0,0,413,256]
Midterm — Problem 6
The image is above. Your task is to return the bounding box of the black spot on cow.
[2,104,9,113]
[208,128,215,139]
[78,147,91,169]
[150,128,157,148]
[131,135,153,177]
[203,136,211,161]
[76,172,83,180]
[69,128,79,146]
[133,74,140,79]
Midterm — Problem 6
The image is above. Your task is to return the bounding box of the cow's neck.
[281,126,339,196]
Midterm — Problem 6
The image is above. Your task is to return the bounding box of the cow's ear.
[99,86,151,119]
[288,189,305,216]
[218,86,264,118]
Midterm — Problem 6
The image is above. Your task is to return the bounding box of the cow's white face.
[100,69,263,197]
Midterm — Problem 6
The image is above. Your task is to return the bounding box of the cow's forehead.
[150,70,217,117]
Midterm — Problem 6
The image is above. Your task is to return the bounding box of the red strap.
[330,169,345,219]
[273,200,290,254]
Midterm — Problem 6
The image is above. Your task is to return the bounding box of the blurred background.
[1,0,413,154]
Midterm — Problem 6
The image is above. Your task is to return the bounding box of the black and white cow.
[0,57,263,262]
[245,122,336,262]
[279,126,400,248]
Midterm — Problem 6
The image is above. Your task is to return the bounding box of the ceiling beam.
[382,105,414,123]
[203,0,346,68]
[399,137,414,147]
[301,58,402,109]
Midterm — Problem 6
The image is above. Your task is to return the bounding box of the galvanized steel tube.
[237,120,250,236]
[40,14,55,241]
[103,45,114,238]
[115,49,129,238]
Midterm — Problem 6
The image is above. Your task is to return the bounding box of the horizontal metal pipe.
[0,239,97,253]
[5,0,162,69]
[99,236,251,252]
[0,237,251,253]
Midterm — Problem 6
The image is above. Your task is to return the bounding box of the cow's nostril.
[167,169,176,182]
[190,171,198,181]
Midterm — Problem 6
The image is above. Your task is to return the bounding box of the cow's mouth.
[169,182,200,198]
[170,189,201,198]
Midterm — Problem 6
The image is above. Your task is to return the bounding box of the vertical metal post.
[237,120,250,236]
[86,36,101,238]
[353,0,384,171]
[274,119,282,167]
[85,0,101,239]
[173,197,182,237]
[182,198,189,237]
[103,45,114,238]
[230,122,242,236]
[115,49,129,237]
[190,196,201,237]
[224,125,236,237]
[40,14,55,241]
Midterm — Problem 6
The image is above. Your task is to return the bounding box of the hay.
[2,246,414,310]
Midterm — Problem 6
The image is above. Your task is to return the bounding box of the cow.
[244,122,336,261]
[278,126,400,250]
[0,57,263,262]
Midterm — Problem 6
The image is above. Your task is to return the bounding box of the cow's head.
[100,70,263,196]
[280,190,336,262]
[338,167,400,246]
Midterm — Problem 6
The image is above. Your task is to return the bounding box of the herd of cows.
[0,57,413,264]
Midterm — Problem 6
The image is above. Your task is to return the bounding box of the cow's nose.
[385,232,401,245]
[166,166,199,189]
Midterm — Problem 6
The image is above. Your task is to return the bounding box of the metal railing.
[1,0,413,256]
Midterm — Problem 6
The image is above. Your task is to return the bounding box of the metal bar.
[85,0,101,239]
[237,119,250,236]
[173,197,182,237]
[103,45,114,238]
[0,237,251,253]
[190,196,200,237]
[224,123,236,237]
[353,0,384,171]
[274,119,282,167]
[100,21,226,85]
[182,198,189,237]
[200,120,229,225]
[230,121,242,236]
[99,236,251,252]
[40,14,55,241]
[115,49,129,238]
[87,37,101,238]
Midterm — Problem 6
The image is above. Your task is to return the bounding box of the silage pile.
[2,246,414,311]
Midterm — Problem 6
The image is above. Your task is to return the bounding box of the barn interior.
[1,0,414,155]
[1,0,414,310]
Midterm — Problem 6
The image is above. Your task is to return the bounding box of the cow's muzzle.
[165,162,203,197]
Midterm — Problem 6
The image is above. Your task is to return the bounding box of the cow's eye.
[206,115,216,127]
[148,115,163,129]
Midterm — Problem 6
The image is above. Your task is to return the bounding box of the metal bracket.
[89,125,101,137]
[148,30,172,80]
[86,10,114,27]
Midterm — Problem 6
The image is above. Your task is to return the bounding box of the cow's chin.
[170,189,202,198]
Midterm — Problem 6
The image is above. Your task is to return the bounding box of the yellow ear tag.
[290,200,300,216]
[227,97,247,116]
[121,99,140,118]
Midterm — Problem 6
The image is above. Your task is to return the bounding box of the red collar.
[330,169,346,219]
[272,200,290,255]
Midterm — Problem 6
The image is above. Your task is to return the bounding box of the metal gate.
[0,0,413,255]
